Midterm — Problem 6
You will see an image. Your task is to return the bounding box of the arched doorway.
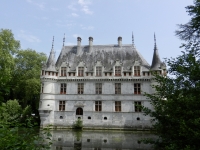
[76,107,83,115]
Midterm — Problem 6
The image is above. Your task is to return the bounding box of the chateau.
[39,34,166,129]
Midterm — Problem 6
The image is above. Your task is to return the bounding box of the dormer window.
[134,66,140,76]
[61,67,67,76]
[96,67,102,76]
[115,66,121,76]
[78,67,84,76]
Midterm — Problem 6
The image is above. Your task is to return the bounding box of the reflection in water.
[42,129,154,150]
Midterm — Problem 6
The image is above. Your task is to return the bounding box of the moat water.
[41,129,155,150]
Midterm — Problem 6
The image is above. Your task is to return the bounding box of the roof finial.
[52,36,54,49]
[132,31,134,46]
[63,33,65,47]
[154,32,157,49]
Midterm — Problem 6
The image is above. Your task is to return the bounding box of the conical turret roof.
[151,33,162,70]
[46,37,56,71]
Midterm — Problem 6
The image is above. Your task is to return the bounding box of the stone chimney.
[118,36,122,47]
[77,37,81,55]
[89,36,93,53]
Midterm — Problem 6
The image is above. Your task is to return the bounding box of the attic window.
[134,66,140,76]
[61,67,67,76]
[96,67,102,76]
[115,66,121,76]
[78,67,84,76]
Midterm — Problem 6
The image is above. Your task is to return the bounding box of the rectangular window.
[42,70,44,75]
[148,72,150,76]
[134,83,141,94]
[129,72,131,76]
[96,67,102,76]
[96,83,102,94]
[78,83,84,94]
[78,67,84,76]
[124,73,126,76]
[134,66,140,76]
[115,66,121,76]
[59,101,65,111]
[143,72,145,76]
[48,72,50,75]
[105,73,107,76]
[41,83,44,93]
[61,67,67,76]
[115,101,121,112]
[115,83,121,94]
[60,83,66,94]
[56,73,58,76]
[135,101,142,112]
[95,101,102,111]
[69,73,71,76]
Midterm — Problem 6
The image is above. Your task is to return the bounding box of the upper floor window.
[95,101,102,111]
[134,66,140,76]
[78,67,84,76]
[135,101,142,112]
[115,66,121,76]
[115,83,121,94]
[96,83,102,94]
[134,83,141,94]
[61,67,67,76]
[60,83,66,94]
[96,67,102,76]
[115,101,121,112]
[59,101,65,111]
[42,70,44,75]
[78,83,84,94]
[41,83,44,93]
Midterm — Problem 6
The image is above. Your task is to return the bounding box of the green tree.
[11,49,46,112]
[143,1,200,149]
[0,29,20,102]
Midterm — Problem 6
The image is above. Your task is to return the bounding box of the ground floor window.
[135,101,142,112]
[115,101,121,112]
[59,101,65,111]
[95,101,102,111]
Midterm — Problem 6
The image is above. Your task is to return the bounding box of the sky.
[0,0,194,64]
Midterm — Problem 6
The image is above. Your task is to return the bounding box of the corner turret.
[151,33,162,71]
[46,36,56,71]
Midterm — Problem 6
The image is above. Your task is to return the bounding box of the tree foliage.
[176,0,200,42]
[144,1,200,149]
[0,29,20,102]
[11,49,46,111]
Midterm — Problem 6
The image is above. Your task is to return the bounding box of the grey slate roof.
[55,44,150,71]
[150,44,165,70]
[46,48,57,71]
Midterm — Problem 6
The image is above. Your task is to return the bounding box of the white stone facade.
[39,36,166,129]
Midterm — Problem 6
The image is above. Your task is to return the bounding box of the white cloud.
[18,30,40,43]
[68,3,77,11]
[81,25,94,30]
[26,0,45,10]
[71,13,79,17]
[78,0,93,15]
